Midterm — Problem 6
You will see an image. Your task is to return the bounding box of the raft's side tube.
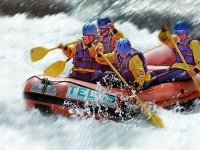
[144,45,175,66]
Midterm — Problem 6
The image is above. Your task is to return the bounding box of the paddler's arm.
[57,43,77,58]
[112,29,124,39]
[189,40,200,75]
[88,42,104,58]
[95,49,116,65]
[158,28,178,48]
[129,55,151,90]
[108,23,124,44]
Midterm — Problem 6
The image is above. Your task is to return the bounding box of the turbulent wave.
[1,0,200,37]
[1,1,200,149]
[0,0,79,17]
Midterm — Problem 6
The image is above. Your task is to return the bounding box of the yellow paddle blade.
[30,40,81,62]
[147,112,164,128]
[30,47,57,62]
[99,51,164,128]
[43,60,68,76]
[135,96,164,128]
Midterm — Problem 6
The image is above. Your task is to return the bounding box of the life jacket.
[175,36,195,65]
[97,32,115,54]
[72,42,101,69]
[115,48,148,81]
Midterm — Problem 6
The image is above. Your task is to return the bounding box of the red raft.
[23,45,200,121]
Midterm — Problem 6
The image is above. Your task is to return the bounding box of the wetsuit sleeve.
[111,30,124,45]
[190,40,200,72]
[62,43,77,58]
[89,42,104,58]
[95,50,116,65]
[112,29,124,39]
[129,55,150,88]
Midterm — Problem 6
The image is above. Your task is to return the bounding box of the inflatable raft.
[23,45,200,121]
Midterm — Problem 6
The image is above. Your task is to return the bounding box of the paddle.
[99,51,164,128]
[30,40,81,62]
[165,26,200,93]
[43,58,71,76]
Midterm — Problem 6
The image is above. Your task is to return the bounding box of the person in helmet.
[95,38,151,90]
[97,16,124,72]
[149,21,200,87]
[58,23,104,83]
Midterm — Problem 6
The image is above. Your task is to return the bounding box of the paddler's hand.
[108,23,115,31]
[158,25,171,42]
[57,43,63,49]
[161,24,168,32]
[187,70,197,77]
[95,46,103,55]
[95,47,100,54]
[57,43,68,50]
[82,36,90,45]
[95,42,104,57]
[134,79,145,90]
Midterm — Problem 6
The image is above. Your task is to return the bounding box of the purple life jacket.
[97,32,115,54]
[115,48,148,81]
[175,36,195,65]
[72,42,101,69]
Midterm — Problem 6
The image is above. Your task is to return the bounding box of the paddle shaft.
[99,51,163,127]
[166,27,200,93]
[31,39,82,62]
[99,52,127,85]
[49,39,82,51]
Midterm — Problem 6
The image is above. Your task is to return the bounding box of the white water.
[1,14,200,150]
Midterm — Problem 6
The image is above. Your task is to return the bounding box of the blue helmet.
[116,38,131,55]
[97,16,111,28]
[174,21,191,34]
[82,23,97,36]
